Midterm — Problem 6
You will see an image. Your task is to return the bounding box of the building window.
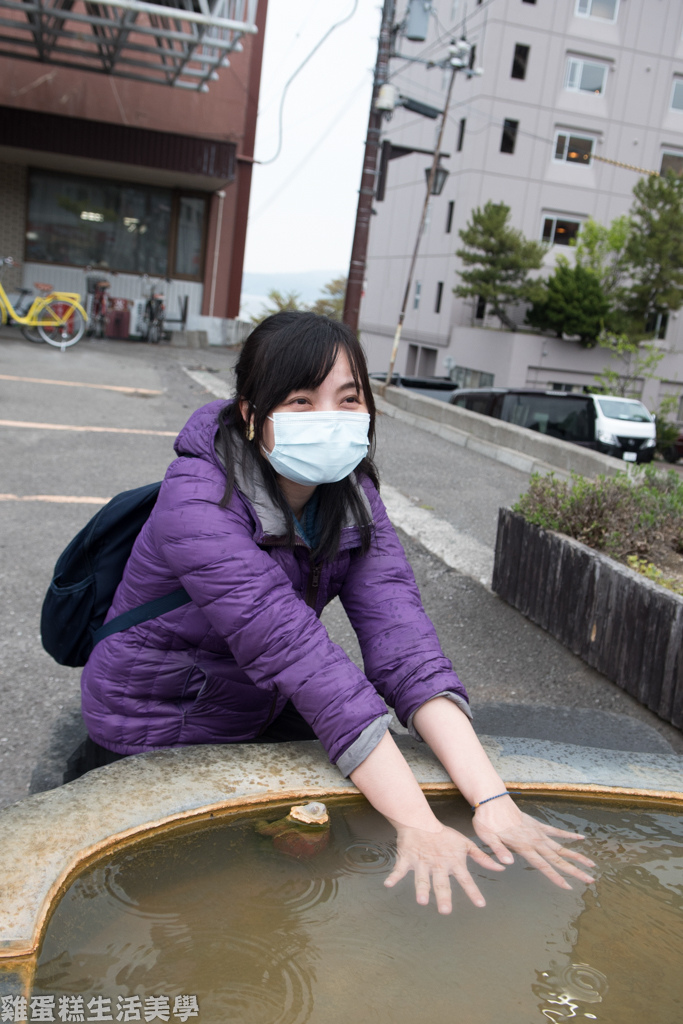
[645,311,669,339]
[452,365,495,388]
[435,281,444,313]
[671,80,683,111]
[26,169,207,280]
[661,152,683,176]
[475,295,486,320]
[554,131,595,164]
[501,119,519,154]
[576,0,619,21]
[522,0,536,4]
[542,216,581,246]
[511,44,530,80]
[565,58,608,95]
[173,196,208,278]
[445,200,455,233]
[413,281,421,309]
[457,118,466,152]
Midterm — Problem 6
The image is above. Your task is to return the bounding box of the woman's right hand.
[383,822,506,914]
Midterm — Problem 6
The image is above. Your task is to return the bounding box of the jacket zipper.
[305,560,321,610]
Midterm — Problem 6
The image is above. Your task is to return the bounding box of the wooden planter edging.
[492,508,683,728]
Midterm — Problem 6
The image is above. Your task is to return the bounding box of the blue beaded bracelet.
[471,791,513,812]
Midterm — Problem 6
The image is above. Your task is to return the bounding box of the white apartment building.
[359,0,683,412]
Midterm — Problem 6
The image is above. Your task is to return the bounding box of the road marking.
[0,494,109,504]
[185,367,493,586]
[0,420,175,436]
[0,374,162,396]
[182,367,234,399]
[381,484,494,588]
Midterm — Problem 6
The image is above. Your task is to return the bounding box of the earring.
[246,422,255,441]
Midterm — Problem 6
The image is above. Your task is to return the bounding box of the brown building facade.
[0,0,267,339]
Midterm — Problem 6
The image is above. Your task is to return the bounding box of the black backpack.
[41,481,191,667]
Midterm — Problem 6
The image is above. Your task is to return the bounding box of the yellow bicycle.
[0,257,88,348]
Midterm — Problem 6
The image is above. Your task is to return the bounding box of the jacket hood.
[174,399,228,467]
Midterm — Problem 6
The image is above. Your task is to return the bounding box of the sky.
[242,0,383,277]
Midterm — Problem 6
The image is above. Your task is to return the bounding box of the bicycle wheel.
[148,321,160,344]
[21,325,45,343]
[37,301,86,347]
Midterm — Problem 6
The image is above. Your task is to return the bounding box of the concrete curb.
[370,381,628,481]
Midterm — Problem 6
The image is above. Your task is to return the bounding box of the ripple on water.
[341,839,396,875]
[214,934,315,1024]
[534,961,608,1018]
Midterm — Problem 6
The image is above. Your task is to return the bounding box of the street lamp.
[425,163,449,195]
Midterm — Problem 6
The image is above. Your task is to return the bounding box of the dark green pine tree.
[526,260,610,347]
[455,201,546,331]
[622,171,683,329]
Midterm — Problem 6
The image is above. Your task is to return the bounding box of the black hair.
[216,310,379,560]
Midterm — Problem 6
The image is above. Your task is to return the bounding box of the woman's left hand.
[472,796,596,889]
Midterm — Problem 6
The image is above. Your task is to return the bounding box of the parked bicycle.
[85,273,111,339]
[142,276,167,344]
[0,257,88,348]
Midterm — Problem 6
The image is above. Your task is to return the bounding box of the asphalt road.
[0,332,680,810]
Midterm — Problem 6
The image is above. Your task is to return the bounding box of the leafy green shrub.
[513,466,683,562]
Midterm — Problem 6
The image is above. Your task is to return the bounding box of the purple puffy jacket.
[81,401,469,775]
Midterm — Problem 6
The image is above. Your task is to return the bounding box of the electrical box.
[404,1,431,42]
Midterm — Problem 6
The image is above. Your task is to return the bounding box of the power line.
[258,0,360,166]
[251,74,371,220]
[388,0,498,82]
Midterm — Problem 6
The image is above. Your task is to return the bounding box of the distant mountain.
[240,269,344,319]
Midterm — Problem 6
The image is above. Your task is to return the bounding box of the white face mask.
[263,410,370,485]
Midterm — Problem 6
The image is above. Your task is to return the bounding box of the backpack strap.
[92,588,192,647]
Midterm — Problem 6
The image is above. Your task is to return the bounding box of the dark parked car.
[662,430,683,463]
[369,372,457,403]
[448,387,657,463]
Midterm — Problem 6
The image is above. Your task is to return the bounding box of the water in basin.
[32,796,683,1024]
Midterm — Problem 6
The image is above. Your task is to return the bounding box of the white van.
[449,389,657,463]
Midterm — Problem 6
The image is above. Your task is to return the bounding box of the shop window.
[576,0,619,21]
[25,170,207,280]
[565,58,607,95]
[173,196,207,278]
[435,281,444,313]
[661,152,683,176]
[445,200,455,233]
[511,44,530,80]
[554,131,595,164]
[671,80,683,111]
[457,118,466,152]
[542,216,581,245]
[501,119,519,154]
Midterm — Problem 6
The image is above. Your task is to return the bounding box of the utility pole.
[342,0,395,333]
[385,46,468,385]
